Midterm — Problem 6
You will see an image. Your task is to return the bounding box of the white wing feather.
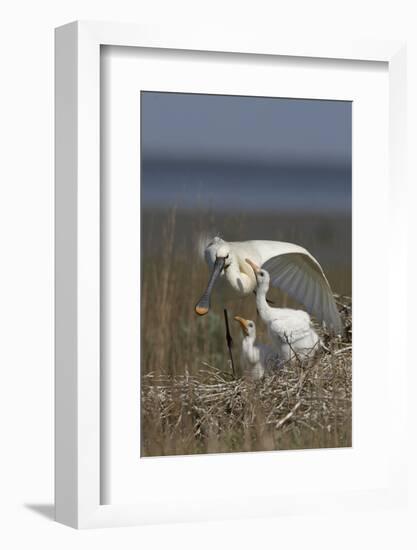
[262,252,342,333]
[269,313,312,344]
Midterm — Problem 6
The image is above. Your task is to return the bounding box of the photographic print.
[140,91,352,457]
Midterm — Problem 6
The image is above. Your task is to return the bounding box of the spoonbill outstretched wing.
[195,237,342,334]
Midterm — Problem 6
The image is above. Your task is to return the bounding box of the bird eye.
[260,272,264,277]
[249,322,253,327]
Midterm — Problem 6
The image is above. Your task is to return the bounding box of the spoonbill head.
[194,237,255,315]
[234,315,256,339]
[245,258,270,294]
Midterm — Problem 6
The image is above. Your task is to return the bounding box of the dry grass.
[140,207,352,457]
[141,299,352,456]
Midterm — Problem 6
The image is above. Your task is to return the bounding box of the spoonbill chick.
[195,236,341,334]
[246,259,321,363]
[234,316,281,380]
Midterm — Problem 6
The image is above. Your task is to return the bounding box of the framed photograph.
[55,22,407,528]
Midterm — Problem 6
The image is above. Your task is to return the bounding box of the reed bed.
[141,296,352,457]
[141,207,352,456]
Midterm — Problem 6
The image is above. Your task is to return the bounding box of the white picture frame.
[55,21,407,529]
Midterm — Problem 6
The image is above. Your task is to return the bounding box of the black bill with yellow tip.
[195,257,225,316]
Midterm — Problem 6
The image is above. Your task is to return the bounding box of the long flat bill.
[194,257,225,315]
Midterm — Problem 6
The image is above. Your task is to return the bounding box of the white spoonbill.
[234,316,281,380]
[195,236,342,334]
[246,258,321,363]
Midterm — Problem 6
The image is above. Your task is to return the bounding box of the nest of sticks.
[141,295,352,457]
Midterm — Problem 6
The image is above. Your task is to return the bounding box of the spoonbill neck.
[243,334,256,345]
[255,285,271,317]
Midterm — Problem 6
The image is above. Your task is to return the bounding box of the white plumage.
[246,259,321,363]
[234,316,281,380]
[195,236,341,334]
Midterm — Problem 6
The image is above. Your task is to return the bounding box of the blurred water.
[142,159,351,213]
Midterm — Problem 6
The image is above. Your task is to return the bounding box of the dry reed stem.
[141,313,352,456]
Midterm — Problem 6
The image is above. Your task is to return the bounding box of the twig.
[275,401,301,429]
[223,309,236,378]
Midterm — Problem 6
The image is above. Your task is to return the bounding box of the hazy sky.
[141,92,352,212]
